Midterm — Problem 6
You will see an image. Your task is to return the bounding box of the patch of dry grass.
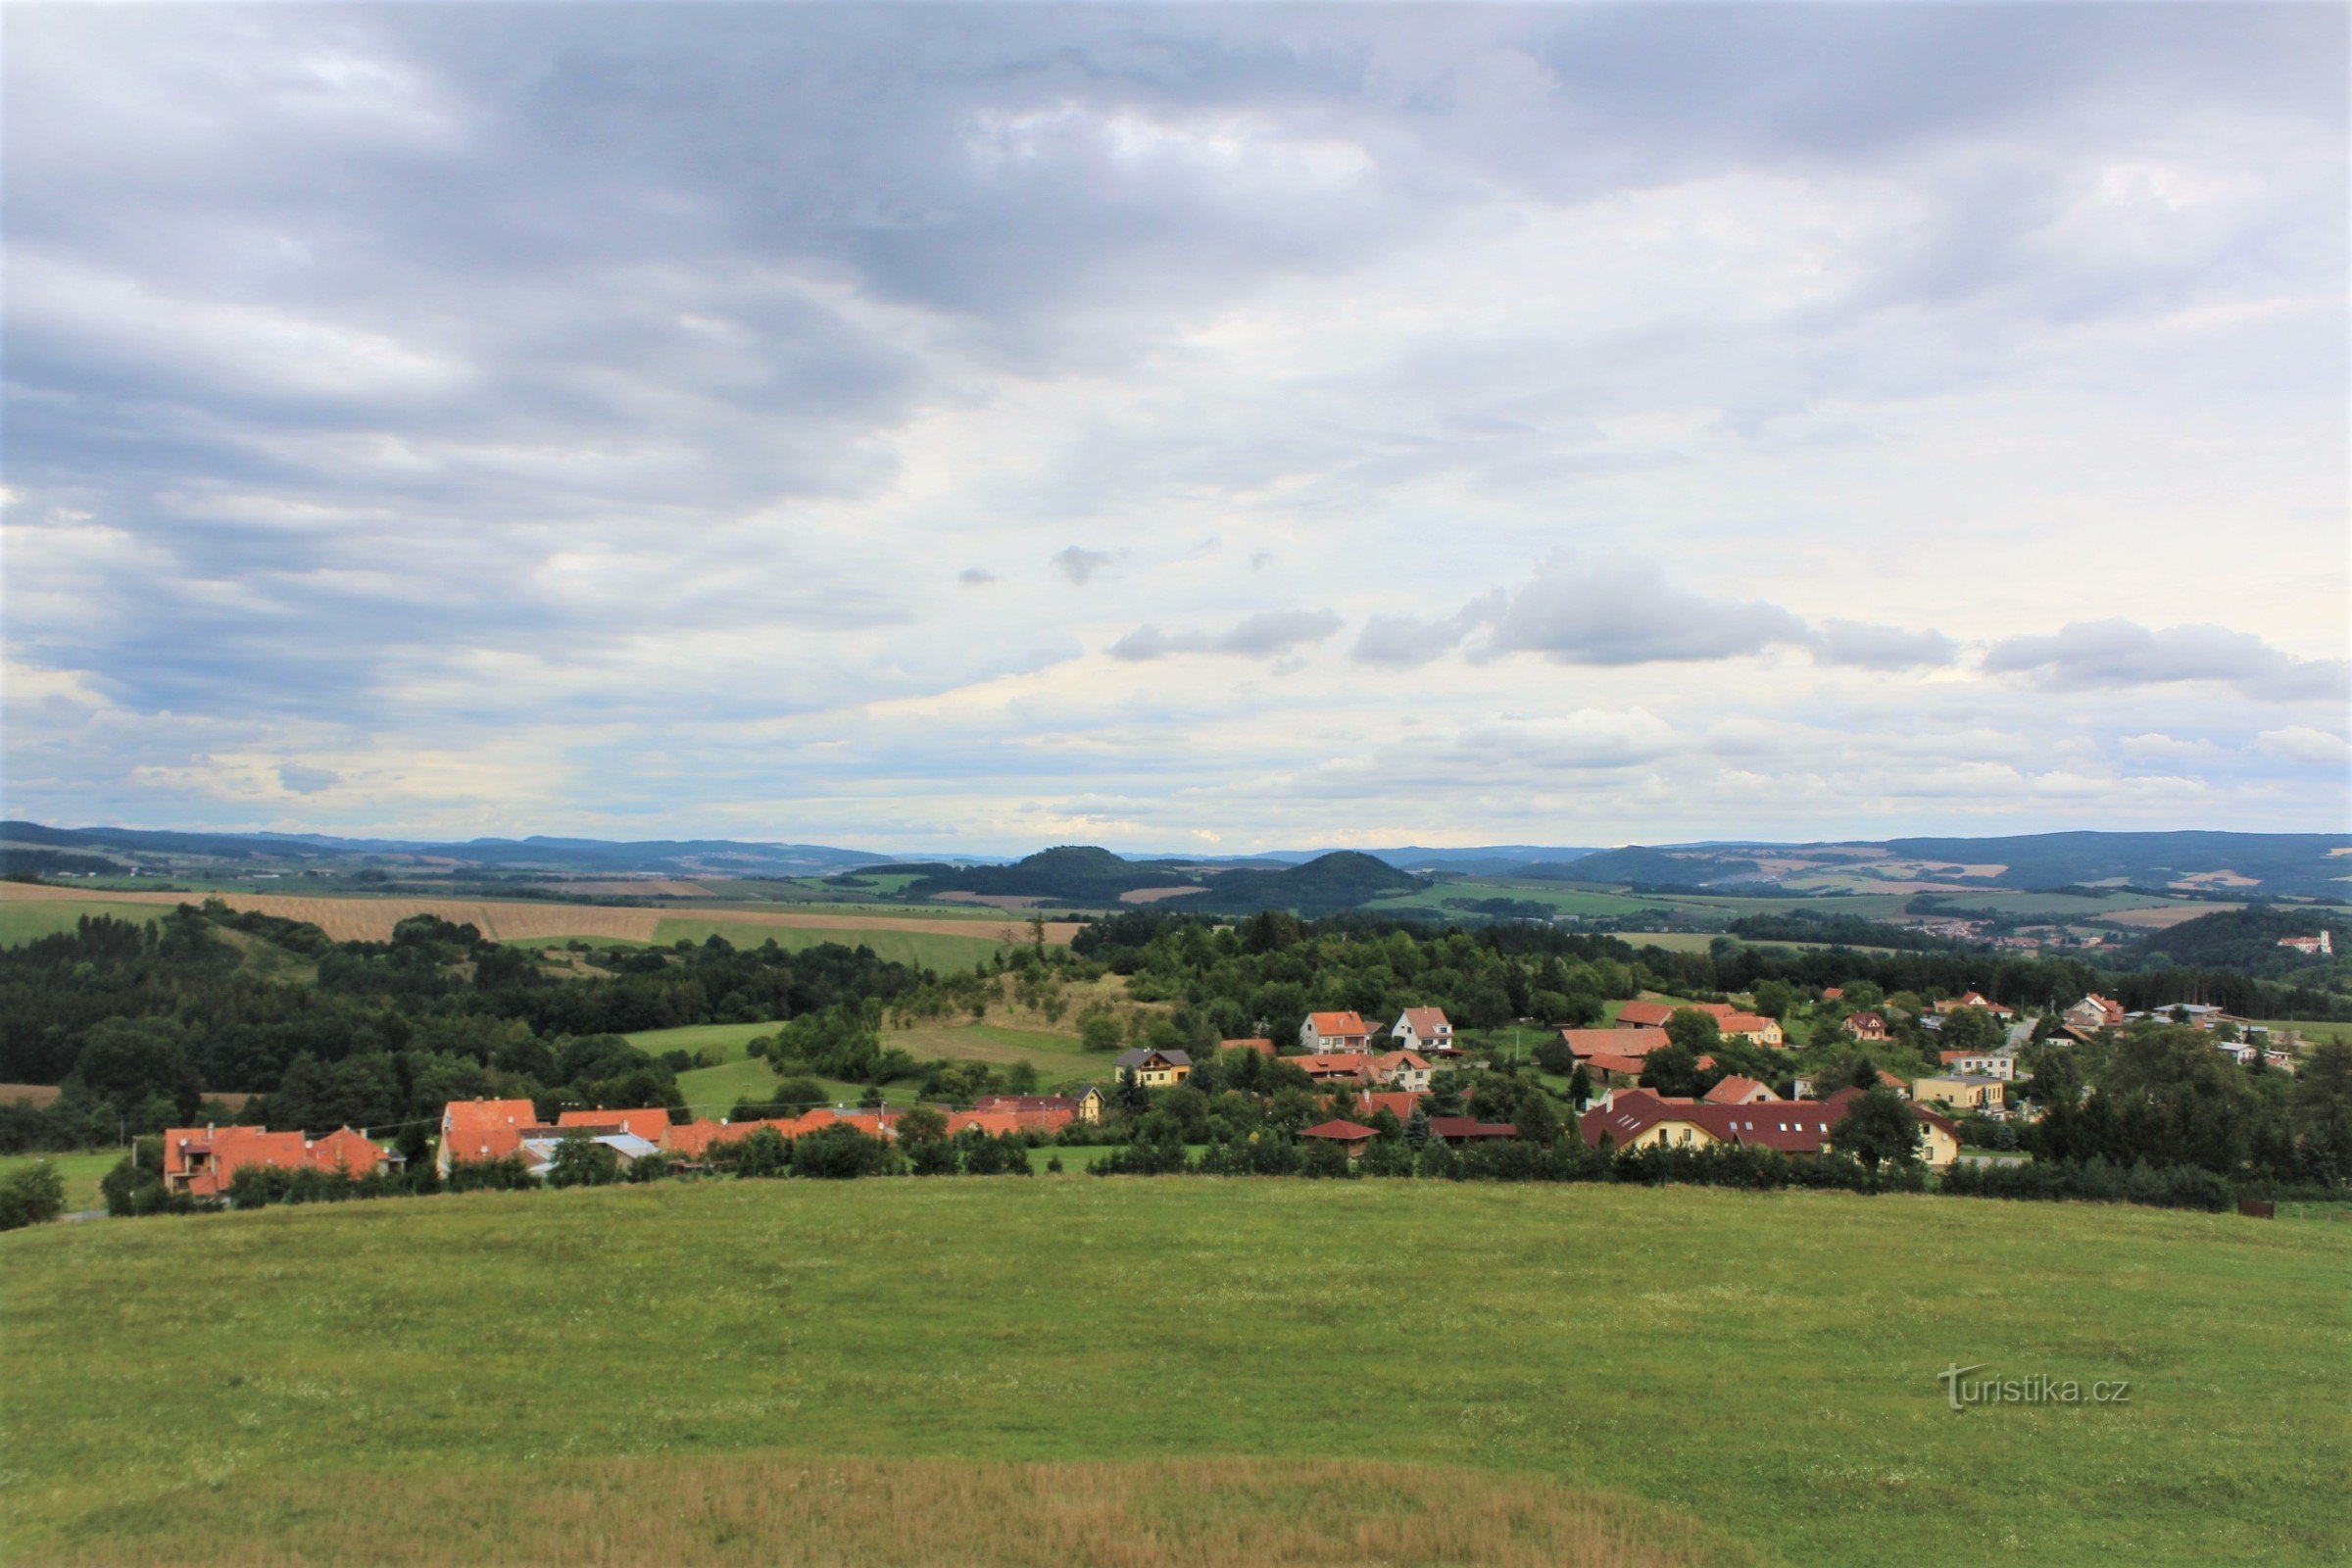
[30,1454,1757,1568]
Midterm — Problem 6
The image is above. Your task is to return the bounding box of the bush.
[0,1161,67,1229]
[789,1124,898,1179]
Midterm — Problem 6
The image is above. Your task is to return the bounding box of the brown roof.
[1300,1119,1377,1144]
[1702,1075,1777,1104]
[1427,1116,1517,1142]
[1560,1027,1672,1058]
[1396,1007,1451,1035]
[1289,1052,1377,1082]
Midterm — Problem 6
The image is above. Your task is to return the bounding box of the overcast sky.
[5,4,2346,853]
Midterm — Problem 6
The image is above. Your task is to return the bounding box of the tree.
[1640,1043,1703,1099]
[73,1018,202,1126]
[1664,1008,1722,1057]
[1403,1104,1431,1150]
[1567,1065,1594,1108]
[1832,1088,1922,1171]
[1939,1006,2001,1052]
[0,1161,67,1230]
[1750,979,1798,1019]
[1116,1065,1150,1115]
[546,1132,619,1188]
[1514,1092,1561,1147]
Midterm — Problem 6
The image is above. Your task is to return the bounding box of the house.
[1822,987,1845,1002]
[556,1106,672,1144]
[1388,1007,1454,1055]
[1370,1050,1433,1093]
[971,1095,1081,1134]
[1821,1088,1960,1167]
[1299,1119,1378,1156]
[1289,1052,1377,1085]
[1300,1011,1372,1053]
[515,1126,662,1177]
[1580,1089,1960,1168]
[437,1098,540,1176]
[1937,1051,2015,1081]
[1715,1011,1786,1048]
[1913,1074,2008,1116]
[164,1123,399,1198]
[1843,1011,1891,1043]
[1218,1037,1277,1056]
[1579,1092,1719,1152]
[1069,1085,1107,1123]
[2278,931,2333,956]
[1936,991,2015,1019]
[1112,1048,1193,1088]
[1559,1026,1673,1063]
[1578,1052,1655,1089]
[1613,1000,1781,1046]
[1702,1075,1779,1105]
[1426,1116,1518,1145]
[2063,994,2125,1031]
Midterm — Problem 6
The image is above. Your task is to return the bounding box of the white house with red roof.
[1299,1010,1371,1052]
[1388,1007,1454,1055]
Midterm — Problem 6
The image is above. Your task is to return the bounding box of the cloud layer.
[3,6,2344,848]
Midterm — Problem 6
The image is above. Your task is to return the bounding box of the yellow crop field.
[0,882,1082,947]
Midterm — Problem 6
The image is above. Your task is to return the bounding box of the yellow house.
[1070,1086,1106,1124]
[1112,1048,1192,1089]
[1912,1075,2006,1114]
[1581,1093,1720,1151]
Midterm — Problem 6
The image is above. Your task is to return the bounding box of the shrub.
[0,1161,67,1230]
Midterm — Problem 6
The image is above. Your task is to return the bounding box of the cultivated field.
[0,882,1077,952]
[3,1182,2342,1567]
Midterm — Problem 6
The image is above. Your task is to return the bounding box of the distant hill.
[1183,852,1426,914]
[2137,907,2349,977]
[889,846,1204,904]
[1541,832,2349,898]
[0,822,894,876]
[885,846,1423,914]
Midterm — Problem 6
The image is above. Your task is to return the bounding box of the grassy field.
[652,916,1013,971]
[0,1150,121,1214]
[2245,1018,2352,1047]
[641,1016,1107,1113]
[3,1181,2343,1567]
[0,899,166,945]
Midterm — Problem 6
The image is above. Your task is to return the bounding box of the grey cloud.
[1053,546,1117,585]
[1984,620,2349,703]
[1352,591,1507,668]
[1813,620,1960,670]
[1483,556,1812,666]
[276,763,341,795]
[1109,611,1343,662]
[956,567,999,586]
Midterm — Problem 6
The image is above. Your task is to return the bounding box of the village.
[153,980,2314,1200]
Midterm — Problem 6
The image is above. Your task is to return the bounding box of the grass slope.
[0,899,165,945]
[4,1183,2344,1568]
[652,917,1008,971]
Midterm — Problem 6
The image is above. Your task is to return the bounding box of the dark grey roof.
[1113,1048,1192,1068]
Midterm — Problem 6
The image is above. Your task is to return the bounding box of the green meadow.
[0,900,165,946]
[0,1150,121,1214]
[650,916,1010,971]
[636,1018,1107,1115]
[3,1181,2343,1567]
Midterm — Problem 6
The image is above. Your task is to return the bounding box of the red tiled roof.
[1288,1052,1377,1082]
[441,1099,539,1165]
[1304,1011,1369,1037]
[1300,1119,1377,1144]
[1355,1091,1423,1124]
[1702,1075,1777,1104]
[1560,1027,1672,1058]
[1396,1007,1451,1035]
[165,1123,392,1197]
[557,1107,671,1144]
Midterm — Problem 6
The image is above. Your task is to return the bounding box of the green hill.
[3,1181,2342,1567]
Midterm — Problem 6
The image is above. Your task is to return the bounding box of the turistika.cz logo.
[1936,1363,2131,1411]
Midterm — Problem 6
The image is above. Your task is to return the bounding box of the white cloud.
[1983,619,2348,703]
[2256,725,2351,766]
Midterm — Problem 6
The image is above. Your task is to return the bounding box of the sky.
[4,3,2347,855]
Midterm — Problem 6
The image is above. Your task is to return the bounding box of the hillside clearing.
[2,1182,2342,1567]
